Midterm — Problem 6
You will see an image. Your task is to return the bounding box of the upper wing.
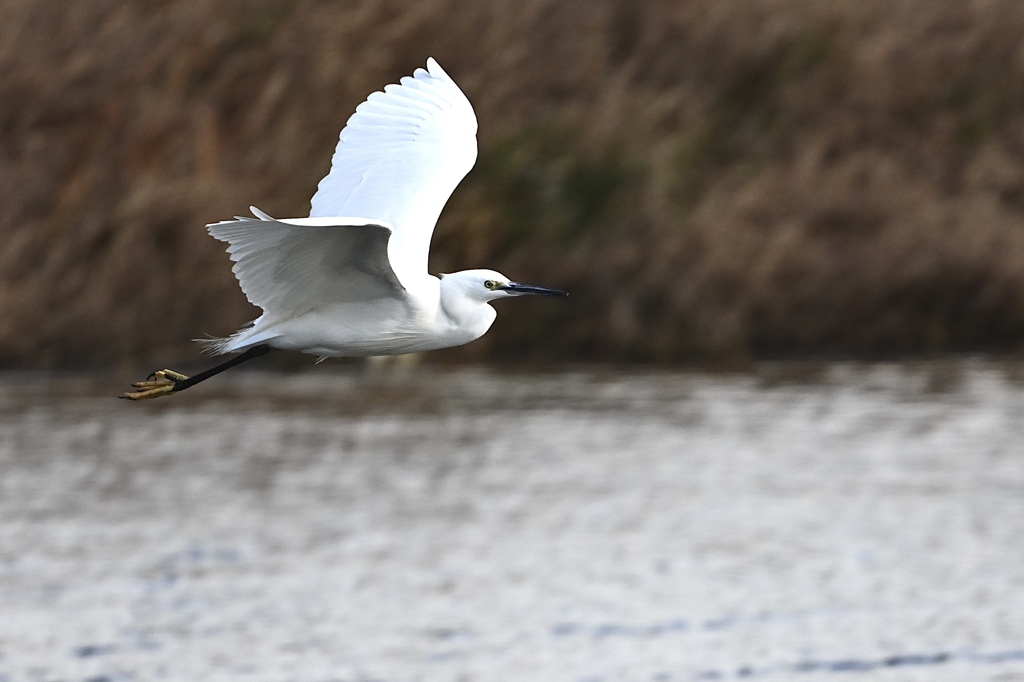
[207,207,404,317]
[308,58,478,287]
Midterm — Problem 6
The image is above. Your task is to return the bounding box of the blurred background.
[6,0,1024,368]
[3,1,1024,681]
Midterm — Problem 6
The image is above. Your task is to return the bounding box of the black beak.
[501,282,568,297]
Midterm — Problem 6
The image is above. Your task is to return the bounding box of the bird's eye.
[484,280,497,289]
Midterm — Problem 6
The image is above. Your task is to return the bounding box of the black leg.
[172,344,274,392]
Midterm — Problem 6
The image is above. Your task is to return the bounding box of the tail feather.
[194,323,281,355]
[194,333,244,356]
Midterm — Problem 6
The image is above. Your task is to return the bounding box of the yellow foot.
[119,369,190,400]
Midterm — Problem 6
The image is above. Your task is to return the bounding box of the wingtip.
[249,206,274,221]
[425,57,446,78]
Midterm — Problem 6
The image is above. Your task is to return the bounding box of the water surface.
[0,363,1022,681]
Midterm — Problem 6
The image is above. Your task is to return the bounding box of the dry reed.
[3,0,1024,367]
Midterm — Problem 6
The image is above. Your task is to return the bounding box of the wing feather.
[207,209,404,317]
[308,58,477,288]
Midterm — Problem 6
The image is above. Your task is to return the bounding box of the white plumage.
[122,59,564,400]
[309,58,478,287]
[203,58,565,358]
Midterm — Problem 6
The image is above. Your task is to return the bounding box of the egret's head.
[441,269,567,302]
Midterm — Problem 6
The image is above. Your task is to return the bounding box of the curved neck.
[438,278,497,341]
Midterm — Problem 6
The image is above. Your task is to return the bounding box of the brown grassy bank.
[4,0,1024,368]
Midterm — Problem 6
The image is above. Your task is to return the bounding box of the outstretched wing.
[207,207,404,317]
[308,58,477,287]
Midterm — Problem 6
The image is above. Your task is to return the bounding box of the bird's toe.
[120,369,189,400]
[119,384,177,400]
[146,369,189,382]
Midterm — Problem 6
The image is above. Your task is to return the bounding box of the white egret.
[121,58,565,400]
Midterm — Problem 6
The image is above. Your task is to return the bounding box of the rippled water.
[0,362,1023,681]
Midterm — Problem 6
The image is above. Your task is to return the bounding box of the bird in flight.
[121,58,566,400]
